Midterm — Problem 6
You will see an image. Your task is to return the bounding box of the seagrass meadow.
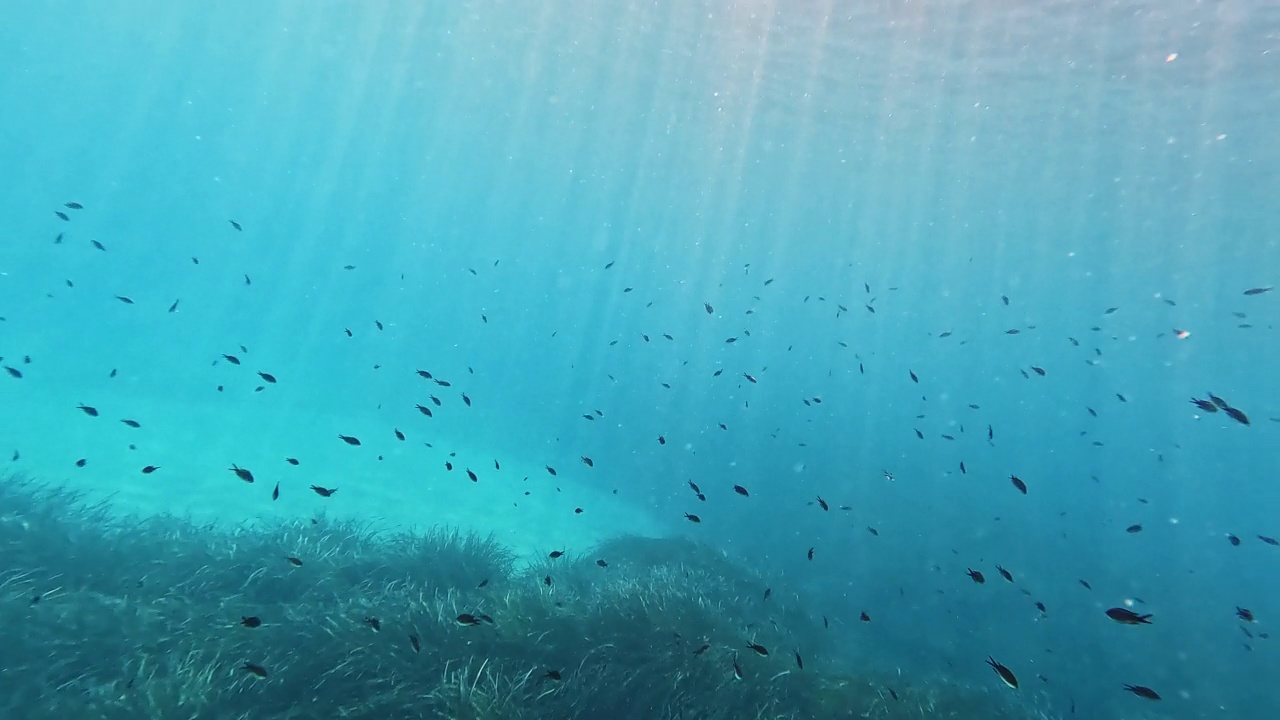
[0,473,1052,720]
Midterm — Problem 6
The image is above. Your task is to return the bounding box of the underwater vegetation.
[0,473,1055,719]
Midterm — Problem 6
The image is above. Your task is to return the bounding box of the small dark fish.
[1009,475,1027,494]
[240,662,268,678]
[580,456,593,467]
[77,404,99,417]
[746,642,769,656]
[285,457,300,465]
[596,559,608,568]
[364,617,381,632]
[271,482,279,501]
[461,392,472,406]
[456,613,484,626]
[466,469,477,482]
[704,302,714,314]
[1227,533,1240,546]
[794,650,804,669]
[1030,366,1046,376]
[1079,579,1093,590]
[416,404,434,417]
[860,611,871,622]
[684,513,701,523]
[996,565,1013,582]
[394,428,405,441]
[65,202,84,209]
[3,366,21,379]
[807,547,815,561]
[658,435,666,445]
[909,370,919,383]
[310,485,337,497]
[286,556,303,566]
[743,373,757,383]
[75,458,86,467]
[986,657,1018,689]
[409,634,421,653]
[1123,684,1161,700]
[967,568,985,584]
[548,550,565,559]
[543,670,562,681]
[55,210,69,221]
[1106,608,1152,625]
[1242,287,1273,296]
[1237,606,1255,622]
[1189,398,1218,413]
[221,354,241,365]
[115,295,134,304]
[733,484,749,496]
[1224,406,1250,426]
[545,465,557,476]
[1001,295,1009,306]
[257,372,277,384]
[229,220,242,231]
[121,419,141,428]
[816,496,829,511]
[240,616,262,628]
[92,240,106,251]
[1126,524,1143,534]
[141,465,160,474]
[229,465,254,483]
[337,434,361,446]
[168,299,180,313]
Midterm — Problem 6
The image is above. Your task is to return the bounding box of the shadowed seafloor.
[0,473,1055,720]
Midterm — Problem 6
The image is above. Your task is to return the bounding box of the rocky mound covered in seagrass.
[0,473,1051,719]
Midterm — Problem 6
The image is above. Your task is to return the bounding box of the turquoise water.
[2,1,1278,718]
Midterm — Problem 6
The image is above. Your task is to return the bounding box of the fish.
[121,419,141,428]
[77,404,99,417]
[1009,475,1027,494]
[733,484,749,496]
[271,482,279,501]
[816,496,829,511]
[967,568,986,584]
[364,617,381,632]
[580,456,593,467]
[337,434,361,446]
[409,634,421,653]
[746,642,769,656]
[240,616,262,628]
[704,302,714,314]
[310,485,337,497]
[141,465,160,474]
[286,557,303,567]
[684,513,701,523]
[1242,287,1273,296]
[1224,406,1250,426]
[257,372,277,384]
[986,657,1018,689]
[229,465,255,483]
[996,565,1013,582]
[1123,684,1161,700]
[240,662,268,678]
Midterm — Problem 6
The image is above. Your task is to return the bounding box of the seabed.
[0,473,1060,719]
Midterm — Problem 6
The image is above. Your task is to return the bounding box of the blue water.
[2,1,1278,718]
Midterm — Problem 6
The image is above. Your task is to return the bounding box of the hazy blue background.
[2,1,1278,718]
